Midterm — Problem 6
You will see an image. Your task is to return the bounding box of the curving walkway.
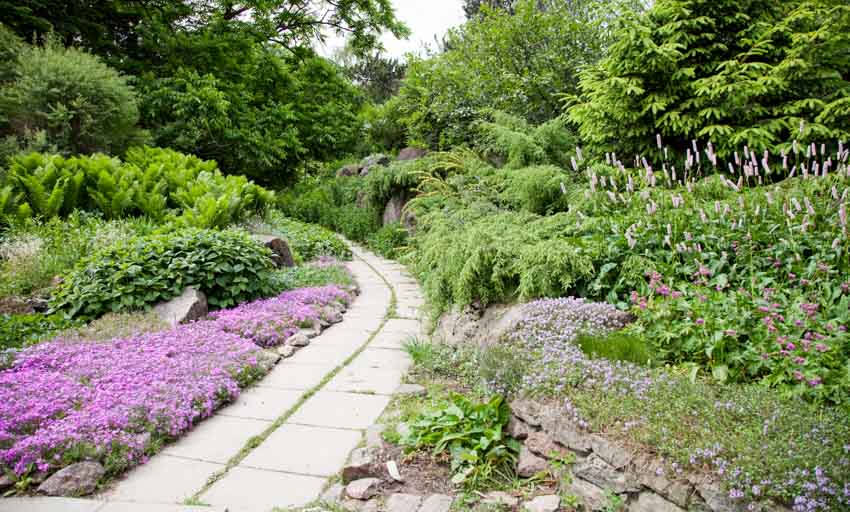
[0,244,425,512]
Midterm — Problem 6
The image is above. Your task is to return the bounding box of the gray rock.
[37,461,104,497]
[481,491,519,507]
[566,477,607,511]
[397,147,428,161]
[522,495,560,512]
[517,446,549,478]
[590,434,632,469]
[382,194,406,226]
[343,448,377,483]
[299,328,319,339]
[386,493,422,512]
[257,350,281,373]
[287,333,311,347]
[419,494,453,512]
[693,478,740,512]
[320,483,346,504]
[252,235,295,268]
[338,163,363,177]
[395,383,426,396]
[636,458,693,508]
[345,478,382,500]
[361,153,391,168]
[152,287,208,327]
[507,416,533,440]
[277,345,296,358]
[365,424,386,450]
[629,492,685,512]
[437,303,526,348]
[525,431,566,460]
[574,454,639,494]
[540,410,592,454]
[322,307,344,324]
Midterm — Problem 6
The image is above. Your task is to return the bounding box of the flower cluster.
[0,285,351,478]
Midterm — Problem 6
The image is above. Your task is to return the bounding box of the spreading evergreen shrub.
[567,0,850,160]
[50,229,277,319]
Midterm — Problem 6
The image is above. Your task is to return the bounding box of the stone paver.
[217,387,303,421]
[163,416,270,464]
[288,391,391,429]
[8,243,422,512]
[106,456,222,504]
[240,424,361,476]
[200,466,326,512]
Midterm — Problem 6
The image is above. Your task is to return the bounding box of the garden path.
[0,244,425,512]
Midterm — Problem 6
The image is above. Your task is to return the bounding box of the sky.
[318,0,467,59]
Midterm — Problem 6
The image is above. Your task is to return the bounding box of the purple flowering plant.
[0,285,351,483]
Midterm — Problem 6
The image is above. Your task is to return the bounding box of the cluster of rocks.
[263,297,353,366]
[335,149,429,232]
[0,461,108,497]
[509,397,787,512]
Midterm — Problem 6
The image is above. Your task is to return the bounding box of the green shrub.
[270,263,354,291]
[251,211,351,260]
[0,37,142,155]
[50,228,277,319]
[0,313,80,351]
[1,147,273,227]
[366,223,408,259]
[474,111,576,170]
[497,165,573,214]
[400,393,520,488]
[567,0,850,160]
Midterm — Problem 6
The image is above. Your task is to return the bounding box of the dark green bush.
[366,223,409,259]
[0,36,142,155]
[50,229,277,319]
[0,313,80,351]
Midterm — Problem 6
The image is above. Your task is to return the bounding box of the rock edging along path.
[0,245,426,512]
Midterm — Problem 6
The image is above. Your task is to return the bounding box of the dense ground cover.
[0,283,351,486]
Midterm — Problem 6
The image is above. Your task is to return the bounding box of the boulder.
[286,333,311,347]
[252,235,295,268]
[590,434,632,469]
[481,491,519,507]
[540,409,592,454]
[517,446,549,477]
[386,493,422,512]
[397,147,428,161]
[277,345,296,358]
[420,494,454,512]
[256,350,281,372]
[382,194,406,226]
[574,454,640,494]
[506,416,533,440]
[338,163,363,177]
[629,492,685,512]
[153,287,208,327]
[566,478,607,511]
[346,478,382,500]
[360,153,391,176]
[522,495,560,512]
[691,477,739,512]
[435,303,526,348]
[342,448,378,484]
[37,461,104,497]
[525,431,567,460]
[322,306,344,324]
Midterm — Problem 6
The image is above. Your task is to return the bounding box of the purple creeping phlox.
[0,285,351,478]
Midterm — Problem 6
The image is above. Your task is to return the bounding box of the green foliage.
[271,263,354,292]
[0,213,149,300]
[0,313,79,351]
[50,228,277,319]
[359,97,408,153]
[474,111,576,169]
[400,393,520,488]
[251,211,351,261]
[497,165,573,214]
[567,0,850,160]
[396,0,634,148]
[0,23,22,84]
[366,223,409,259]
[576,332,655,366]
[0,37,142,155]
[1,147,273,227]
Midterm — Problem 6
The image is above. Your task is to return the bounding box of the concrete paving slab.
[382,319,424,335]
[369,330,411,350]
[347,348,412,373]
[258,362,333,390]
[0,497,102,512]
[218,387,302,421]
[201,466,326,512]
[283,344,357,366]
[240,424,361,476]
[106,455,222,504]
[99,502,226,512]
[325,365,405,394]
[288,391,391,429]
[163,415,270,464]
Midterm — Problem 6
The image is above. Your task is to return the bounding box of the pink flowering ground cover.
[0,285,351,481]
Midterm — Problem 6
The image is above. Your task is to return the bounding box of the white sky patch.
[318,0,466,59]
